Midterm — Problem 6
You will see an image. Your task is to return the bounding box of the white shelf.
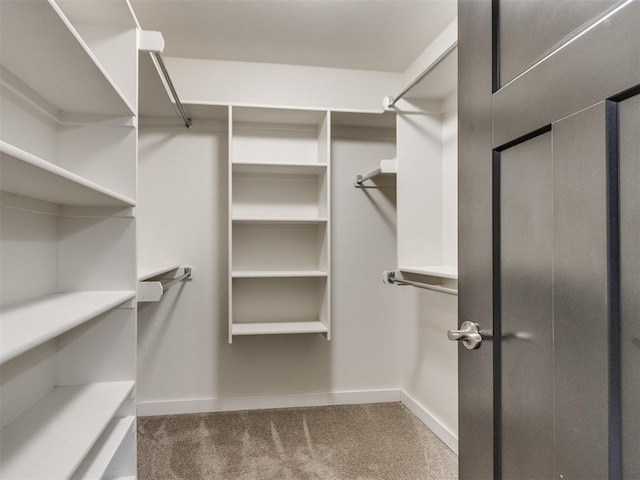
[398,266,458,280]
[0,381,135,479]
[232,270,328,278]
[232,217,328,224]
[232,162,327,174]
[232,321,328,336]
[0,0,134,116]
[138,264,180,281]
[0,291,136,365]
[0,141,136,207]
[72,416,135,480]
[229,107,331,342]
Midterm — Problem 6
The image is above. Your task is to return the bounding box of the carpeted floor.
[138,402,458,480]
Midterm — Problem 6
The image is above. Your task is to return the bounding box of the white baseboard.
[137,389,402,417]
[400,391,458,455]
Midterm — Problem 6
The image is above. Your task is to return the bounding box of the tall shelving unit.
[228,106,331,343]
[395,49,459,284]
[0,1,138,478]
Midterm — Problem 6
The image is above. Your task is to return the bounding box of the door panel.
[500,132,553,479]
[459,0,639,478]
[552,103,610,478]
[620,94,640,478]
[493,0,640,147]
[498,0,619,86]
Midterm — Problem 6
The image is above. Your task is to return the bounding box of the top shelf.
[232,162,327,174]
[233,107,327,127]
[0,0,134,117]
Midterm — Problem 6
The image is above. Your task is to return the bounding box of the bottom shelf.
[231,277,330,341]
[232,321,328,336]
[0,381,134,479]
[72,416,135,479]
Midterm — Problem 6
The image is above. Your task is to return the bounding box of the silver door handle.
[448,321,482,350]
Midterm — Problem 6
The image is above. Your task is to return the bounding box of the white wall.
[442,93,458,268]
[399,92,458,453]
[136,122,402,414]
[149,19,457,114]
[163,57,402,112]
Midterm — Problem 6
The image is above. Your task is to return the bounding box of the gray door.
[457,1,640,478]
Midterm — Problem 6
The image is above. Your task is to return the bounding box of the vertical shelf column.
[228,107,331,342]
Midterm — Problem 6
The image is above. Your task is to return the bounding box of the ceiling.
[130,0,457,73]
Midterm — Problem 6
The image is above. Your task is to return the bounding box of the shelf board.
[71,416,135,480]
[0,0,134,116]
[0,381,134,479]
[232,321,328,336]
[232,270,328,278]
[398,266,458,280]
[233,107,326,126]
[232,217,328,225]
[0,291,136,365]
[0,141,136,207]
[138,264,181,281]
[232,162,327,175]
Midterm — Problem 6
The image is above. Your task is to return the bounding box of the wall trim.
[137,389,402,417]
[400,391,458,455]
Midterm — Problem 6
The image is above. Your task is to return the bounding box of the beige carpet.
[138,402,458,480]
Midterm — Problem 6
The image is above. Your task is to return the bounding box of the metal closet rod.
[153,52,192,128]
[383,270,458,296]
[385,41,458,108]
[354,168,382,187]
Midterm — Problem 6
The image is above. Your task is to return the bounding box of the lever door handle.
[448,321,482,350]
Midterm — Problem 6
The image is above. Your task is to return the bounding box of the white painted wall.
[136,122,402,414]
[399,93,458,453]
[148,19,457,114]
[163,57,402,112]
[442,92,458,268]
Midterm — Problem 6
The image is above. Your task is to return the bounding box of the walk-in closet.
[0,1,460,477]
[4,0,637,478]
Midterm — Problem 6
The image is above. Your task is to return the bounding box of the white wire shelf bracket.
[383,270,458,296]
[137,265,193,303]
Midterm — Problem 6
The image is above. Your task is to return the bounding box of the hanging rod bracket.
[383,269,458,296]
[353,168,382,187]
[138,30,165,54]
[383,96,395,111]
[383,40,457,109]
[139,30,192,129]
[354,159,396,188]
[137,266,193,303]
